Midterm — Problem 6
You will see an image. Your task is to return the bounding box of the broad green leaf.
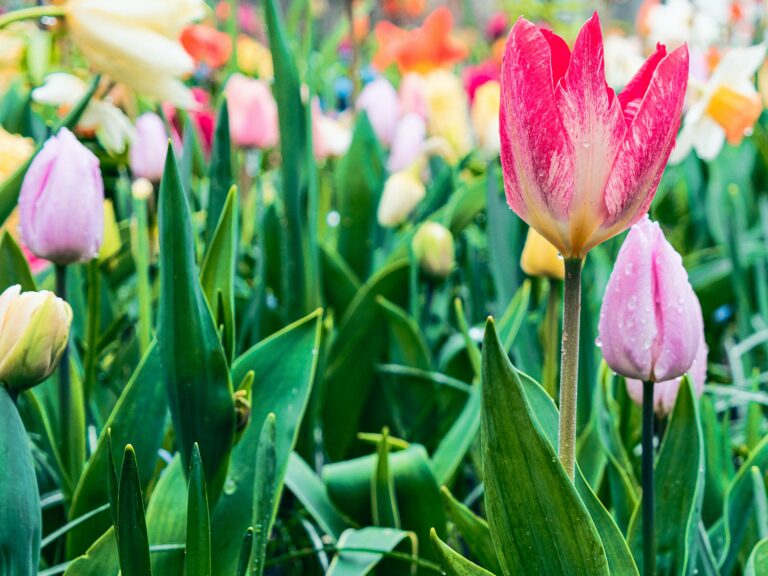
[0,231,35,291]
[206,97,233,243]
[701,397,730,526]
[628,378,704,576]
[157,144,235,505]
[201,186,238,362]
[481,318,609,575]
[0,386,40,576]
[64,529,119,576]
[430,386,480,485]
[322,260,409,459]
[378,297,431,370]
[186,444,211,576]
[321,243,361,319]
[235,528,254,576]
[745,538,768,576]
[327,527,417,576]
[372,428,400,528]
[251,413,277,576]
[440,487,500,574]
[335,112,385,279]
[430,529,495,576]
[146,456,187,575]
[285,452,353,541]
[67,345,166,558]
[116,446,152,576]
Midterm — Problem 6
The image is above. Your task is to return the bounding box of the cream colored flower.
[422,70,471,159]
[470,81,500,157]
[0,127,34,182]
[64,0,206,107]
[377,170,426,228]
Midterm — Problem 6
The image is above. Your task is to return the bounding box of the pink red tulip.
[356,77,401,146]
[598,218,703,383]
[225,73,279,149]
[130,112,168,182]
[19,128,104,265]
[499,13,689,258]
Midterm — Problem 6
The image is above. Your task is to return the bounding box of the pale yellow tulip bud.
[0,285,72,391]
[412,222,455,278]
[520,228,564,280]
[377,171,426,228]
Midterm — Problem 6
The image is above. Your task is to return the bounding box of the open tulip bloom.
[498,12,689,484]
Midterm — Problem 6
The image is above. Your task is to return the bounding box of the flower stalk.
[642,380,656,576]
[0,5,65,30]
[558,258,582,480]
[55,264,71,448]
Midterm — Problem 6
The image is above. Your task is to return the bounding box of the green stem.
[131,191,152,354]
[557,258,582,480]
[83,260,100,402]
[55,264,71,455]
[542,279,560,399]
[0,5,66,29]
[642,380,656,576]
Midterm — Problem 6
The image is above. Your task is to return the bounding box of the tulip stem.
[542,279,560,400]
[131,191,152,354]
[557,258,582,480]
[642,380,656,576]
[0,5,66,30]
[55,264,71,456]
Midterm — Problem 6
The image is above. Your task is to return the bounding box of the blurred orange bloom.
[181,24,233,69]
[373,7,468,74]
[382,0,426,19]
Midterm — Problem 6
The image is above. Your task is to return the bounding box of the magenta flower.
[356,77,401,146]
[598,218,704,383]
[19,128,104,265]
[499,13,689,258]
[130,112,168,182]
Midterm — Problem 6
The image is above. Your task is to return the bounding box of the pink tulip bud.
[399,73,428,119]
[388,113,426,172]
[129,112,168,182]
[625,336,707,417]
[356,77,401,146]
[499,12,689,258]
[225,73,279,149]
[19,128,104,265]
[598,217,703,383]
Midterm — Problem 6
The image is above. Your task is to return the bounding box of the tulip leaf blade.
[627,377,704,576]
[430,529,495,576]
[186,444,211,576]
[0,231,35,291]
[116,446,152,576]
[157,143,235,506]
[326,527,416,576]
[481,317,610,575]
[64,528,119,576]
[372,427,401,528]
[745,538,768,576]
[251,413,277,576]
[207,96,233,243]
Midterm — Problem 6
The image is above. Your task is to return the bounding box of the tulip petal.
[617,42,667,121]
[554,12,626,255]
[540,28,570,86]
[499,18,573,246]
[599,45,689,242]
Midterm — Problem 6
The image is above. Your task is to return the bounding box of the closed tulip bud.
[377,170,426,228]
[225,73,279,149]
[388,113,426,173]
[356,77,401,146]
[625,337,707,416]
[412,222,455,277]
[129,113,168,182]
[598,218,703,383]
[520,227,564,280]
[0,285,72,391]
[19,128,104,265]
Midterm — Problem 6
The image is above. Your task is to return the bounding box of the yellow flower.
[521,228,564,280]
[99,200,121,262]
[470,80,500,157]
[64,0,205,108]
[377,170,426,228]
[422,70,471,159]
[0,127,34,183]
[0,285,72,391]
[236,35,273,79]
[412,221,455,277]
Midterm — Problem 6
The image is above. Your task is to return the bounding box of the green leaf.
[480,318,609,575]
[64,529,119,576]
[440,487,500,574]
[201,186,238,363]
[235,528,254,576]
[745,538,768,576]
[321,243,361,319]
[430,529,495,576]
[0,386,40,576]
[372,427,400,528]
[628,378,704,576]
[0,231,35,291]
[157,143,235,505]
[285,452,353,541]
[67,345,167,558]
[378,297,431,370]
[327,527,417,576]
[185,444,211,576]
[206,97,233,243]
[146,456,187,575]
[335,112,385,279]
[251,413,277,576]
[430,385,480,486]
[116,446,152,576]
[322,260,409,459]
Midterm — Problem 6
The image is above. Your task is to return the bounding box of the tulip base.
[642,380,656,576]
[557,258,582,480]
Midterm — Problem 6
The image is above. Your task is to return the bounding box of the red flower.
[181,24,232,69]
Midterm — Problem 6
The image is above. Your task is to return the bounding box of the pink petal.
[601,45,689,234]
[540,28,571,86]
[554,12,626,252]
[618,43,667,125]
[499,18,573,239]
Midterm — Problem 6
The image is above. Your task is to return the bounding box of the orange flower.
[181,24,232,69]
[373,7,468,74]
[382,0,426,19]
